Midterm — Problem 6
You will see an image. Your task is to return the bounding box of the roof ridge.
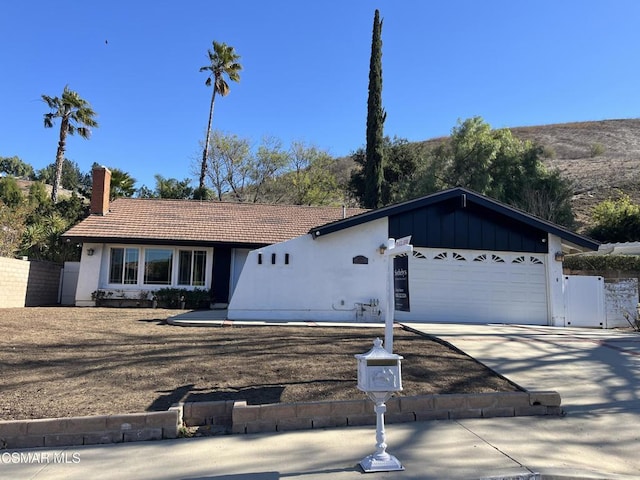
[111,197,365,210]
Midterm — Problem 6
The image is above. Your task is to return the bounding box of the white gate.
[60,262,80,305]
[564,275,605,328]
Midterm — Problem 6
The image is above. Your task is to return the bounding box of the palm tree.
[109,168,137,199]
[198,41,242,197]
[42,86,98,203]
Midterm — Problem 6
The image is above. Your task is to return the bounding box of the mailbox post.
[355,337,404,472]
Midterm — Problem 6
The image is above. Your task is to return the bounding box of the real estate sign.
[393,254,410,312]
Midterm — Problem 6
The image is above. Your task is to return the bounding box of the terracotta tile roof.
[63,198,367,246]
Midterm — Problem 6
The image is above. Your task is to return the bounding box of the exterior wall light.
[554,251,565,262]
[87,248,95,256]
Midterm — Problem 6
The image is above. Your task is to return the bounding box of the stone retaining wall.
[0,392,561,449]
[178,391,561,435]
[0,410,180,449]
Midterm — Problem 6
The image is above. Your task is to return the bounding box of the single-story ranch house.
[63,167,365,307]
[64,166,600,326]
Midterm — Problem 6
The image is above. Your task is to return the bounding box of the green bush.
[588,195,640,242]
[152,288,211,309]
[564,254,640,272]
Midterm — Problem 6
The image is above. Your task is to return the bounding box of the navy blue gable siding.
[212,247,232,303]
[388,200,549,253]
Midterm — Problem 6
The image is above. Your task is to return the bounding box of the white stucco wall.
[75,243,103,306]
[74,243,214,306]
[229,226,573,325]
[228,218,389,322]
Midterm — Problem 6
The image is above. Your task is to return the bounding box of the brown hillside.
[510,119,640,230]
[417,119,640,232]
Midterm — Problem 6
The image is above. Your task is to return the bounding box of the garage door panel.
[398,248,548,324]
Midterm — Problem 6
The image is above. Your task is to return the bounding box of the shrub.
[589,142,605,157]
[564,254,640,272]
[588,195,640,242]
[540,144,556,159]
[152,288,211,309]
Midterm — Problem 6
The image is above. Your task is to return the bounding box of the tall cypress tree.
[363,9,386,209]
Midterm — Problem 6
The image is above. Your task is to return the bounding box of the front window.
[178,250,207,286]
[144,249,173,285]
[109,248,139,284]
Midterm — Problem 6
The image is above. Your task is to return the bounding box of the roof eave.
[61,234,268,249]
[310,187,600,252]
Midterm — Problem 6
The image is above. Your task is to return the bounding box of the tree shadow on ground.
[147,384,287,410]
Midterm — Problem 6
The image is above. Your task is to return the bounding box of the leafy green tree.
[204,131,252,201]
[55,193,88,225]
[0,156,34,178]
[588,195,640,242]
[0,176,24,207]
[135,185,156,198]
[36,159,84,192]
[363,9,386,209]
[284,142,341,205]
[42,86,98,203]
[153,175,194,199]
[28,181,51,207]
[350,137,427,205]
[0,201,27,257]
[198,41,242,197]
[248,137,290,203]
[19,193,85,262]
[402,117,575,226]
[518,169,574,227]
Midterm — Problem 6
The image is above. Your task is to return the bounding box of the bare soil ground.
[0,307,519,421]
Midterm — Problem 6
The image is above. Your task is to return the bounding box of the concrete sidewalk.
[3,323,640,479]
[2,414,637,480]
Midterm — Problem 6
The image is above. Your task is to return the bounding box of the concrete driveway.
[3,323,640,479]
[403,323,640,415]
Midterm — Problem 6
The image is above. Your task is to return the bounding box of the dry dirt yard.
[0,307,519,421]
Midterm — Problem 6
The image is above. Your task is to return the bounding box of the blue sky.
[1,1,639,191]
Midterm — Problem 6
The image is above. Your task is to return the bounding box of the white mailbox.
[356,338,403,393]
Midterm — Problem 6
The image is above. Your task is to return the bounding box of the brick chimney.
[90,166,111,215]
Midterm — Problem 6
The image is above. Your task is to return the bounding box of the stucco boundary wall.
[0,257,62,308]
[0,391,560,449]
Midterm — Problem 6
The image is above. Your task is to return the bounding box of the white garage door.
[395,248,548,325]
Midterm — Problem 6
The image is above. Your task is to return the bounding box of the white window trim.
[104,245,213,290]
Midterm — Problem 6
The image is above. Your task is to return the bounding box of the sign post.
[383,237,413,353]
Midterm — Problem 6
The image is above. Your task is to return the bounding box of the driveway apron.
[401,323,640,415]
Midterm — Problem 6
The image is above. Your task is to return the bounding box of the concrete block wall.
[24,261,62,306]
[0,411,180,449]
[220,391,561,434]
[0,257,62,308]
[180,400,234,428]
[0,257,29,308]
[0,392,560,449]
